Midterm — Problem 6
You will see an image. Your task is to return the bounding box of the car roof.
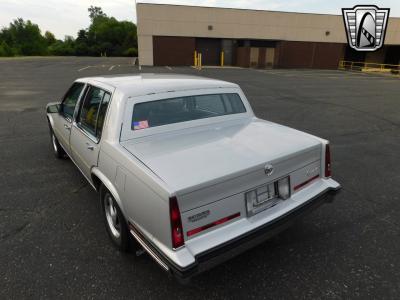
[78,73,239,97]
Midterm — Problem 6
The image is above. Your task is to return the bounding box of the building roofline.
[136,2,344,17]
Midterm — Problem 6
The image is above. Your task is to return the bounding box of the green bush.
[48,41,75,56]
[123,47,137,57]
[0,41,14,56]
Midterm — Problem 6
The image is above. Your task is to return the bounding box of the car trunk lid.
[122,118,321,211]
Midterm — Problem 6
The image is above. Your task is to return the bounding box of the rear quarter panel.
[98,141,174,248]
[92,87,176,250]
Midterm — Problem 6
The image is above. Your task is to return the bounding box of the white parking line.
[166,66,172,70]
[78,66,91,72]
[109,65,115,71]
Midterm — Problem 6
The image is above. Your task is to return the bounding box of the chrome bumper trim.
[129,225,169,272]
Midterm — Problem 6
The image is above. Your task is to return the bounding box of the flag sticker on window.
[133,120,149,130]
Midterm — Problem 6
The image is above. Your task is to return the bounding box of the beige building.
[137,3,400,68]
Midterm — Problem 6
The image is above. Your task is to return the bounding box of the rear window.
[131,93,246,130]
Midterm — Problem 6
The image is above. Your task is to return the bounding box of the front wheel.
[101,186,132,252]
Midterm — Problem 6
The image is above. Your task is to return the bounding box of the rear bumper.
[129,186,340,282]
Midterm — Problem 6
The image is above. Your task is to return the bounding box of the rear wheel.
[50,129,65,159]
[101,185,132,252]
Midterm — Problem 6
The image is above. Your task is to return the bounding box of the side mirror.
[46,103,61,114]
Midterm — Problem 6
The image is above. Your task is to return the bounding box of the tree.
[76,29,88,43]
[0,41,14,56]
[74,29,89,56]
[44,31,56,46]
[0,18,47,55]
[0,6,137,57]
[87,15,137,56]
[48,36,75,56]
[88,6,106,20]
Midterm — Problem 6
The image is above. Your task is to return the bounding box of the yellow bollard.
[199,53,202,70]
[220,51,224,67]
[197,53,202,70]
[194,50,197,67]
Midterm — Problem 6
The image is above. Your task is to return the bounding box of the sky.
[1,0,400,39]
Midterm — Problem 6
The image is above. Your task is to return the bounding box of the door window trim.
[73,84,113,144]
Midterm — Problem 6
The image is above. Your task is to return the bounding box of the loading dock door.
[153,36,195,66]
[265,48,275,67]
[196,38,221,65]
[250,48,259,67]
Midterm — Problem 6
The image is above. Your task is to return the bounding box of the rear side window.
[77,86,111,138]
[62,82,85,119]
[96,93,111,139]
[131,93,246,130]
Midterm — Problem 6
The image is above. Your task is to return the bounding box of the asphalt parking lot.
[1,57,400,299]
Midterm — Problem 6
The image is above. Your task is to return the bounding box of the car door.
[52,82,86,155]
[70,85,112,181]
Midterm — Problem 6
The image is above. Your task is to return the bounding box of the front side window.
[131,93,246,130]
[78,86,110,138]
[62,82,85,119]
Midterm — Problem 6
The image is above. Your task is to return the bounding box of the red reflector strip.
[187,212,241,237]
[294,175,320,191]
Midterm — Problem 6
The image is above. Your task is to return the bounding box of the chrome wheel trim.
[52,133,58,153]
[104,194,121,239]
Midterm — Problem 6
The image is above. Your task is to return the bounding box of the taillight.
[325,144,331,178]
[169,196,184,249]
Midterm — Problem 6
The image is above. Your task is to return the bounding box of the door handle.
[64,124,71,131]
[86,143,94,151]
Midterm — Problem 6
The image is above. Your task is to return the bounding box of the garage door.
[196,38,221,66]
[153,36,195,66]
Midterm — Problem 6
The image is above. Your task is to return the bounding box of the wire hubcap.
[104,195,121,239]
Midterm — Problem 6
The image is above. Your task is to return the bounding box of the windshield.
[131,93,246,130]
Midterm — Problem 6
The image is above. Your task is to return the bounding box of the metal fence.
[339,60,400,74]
